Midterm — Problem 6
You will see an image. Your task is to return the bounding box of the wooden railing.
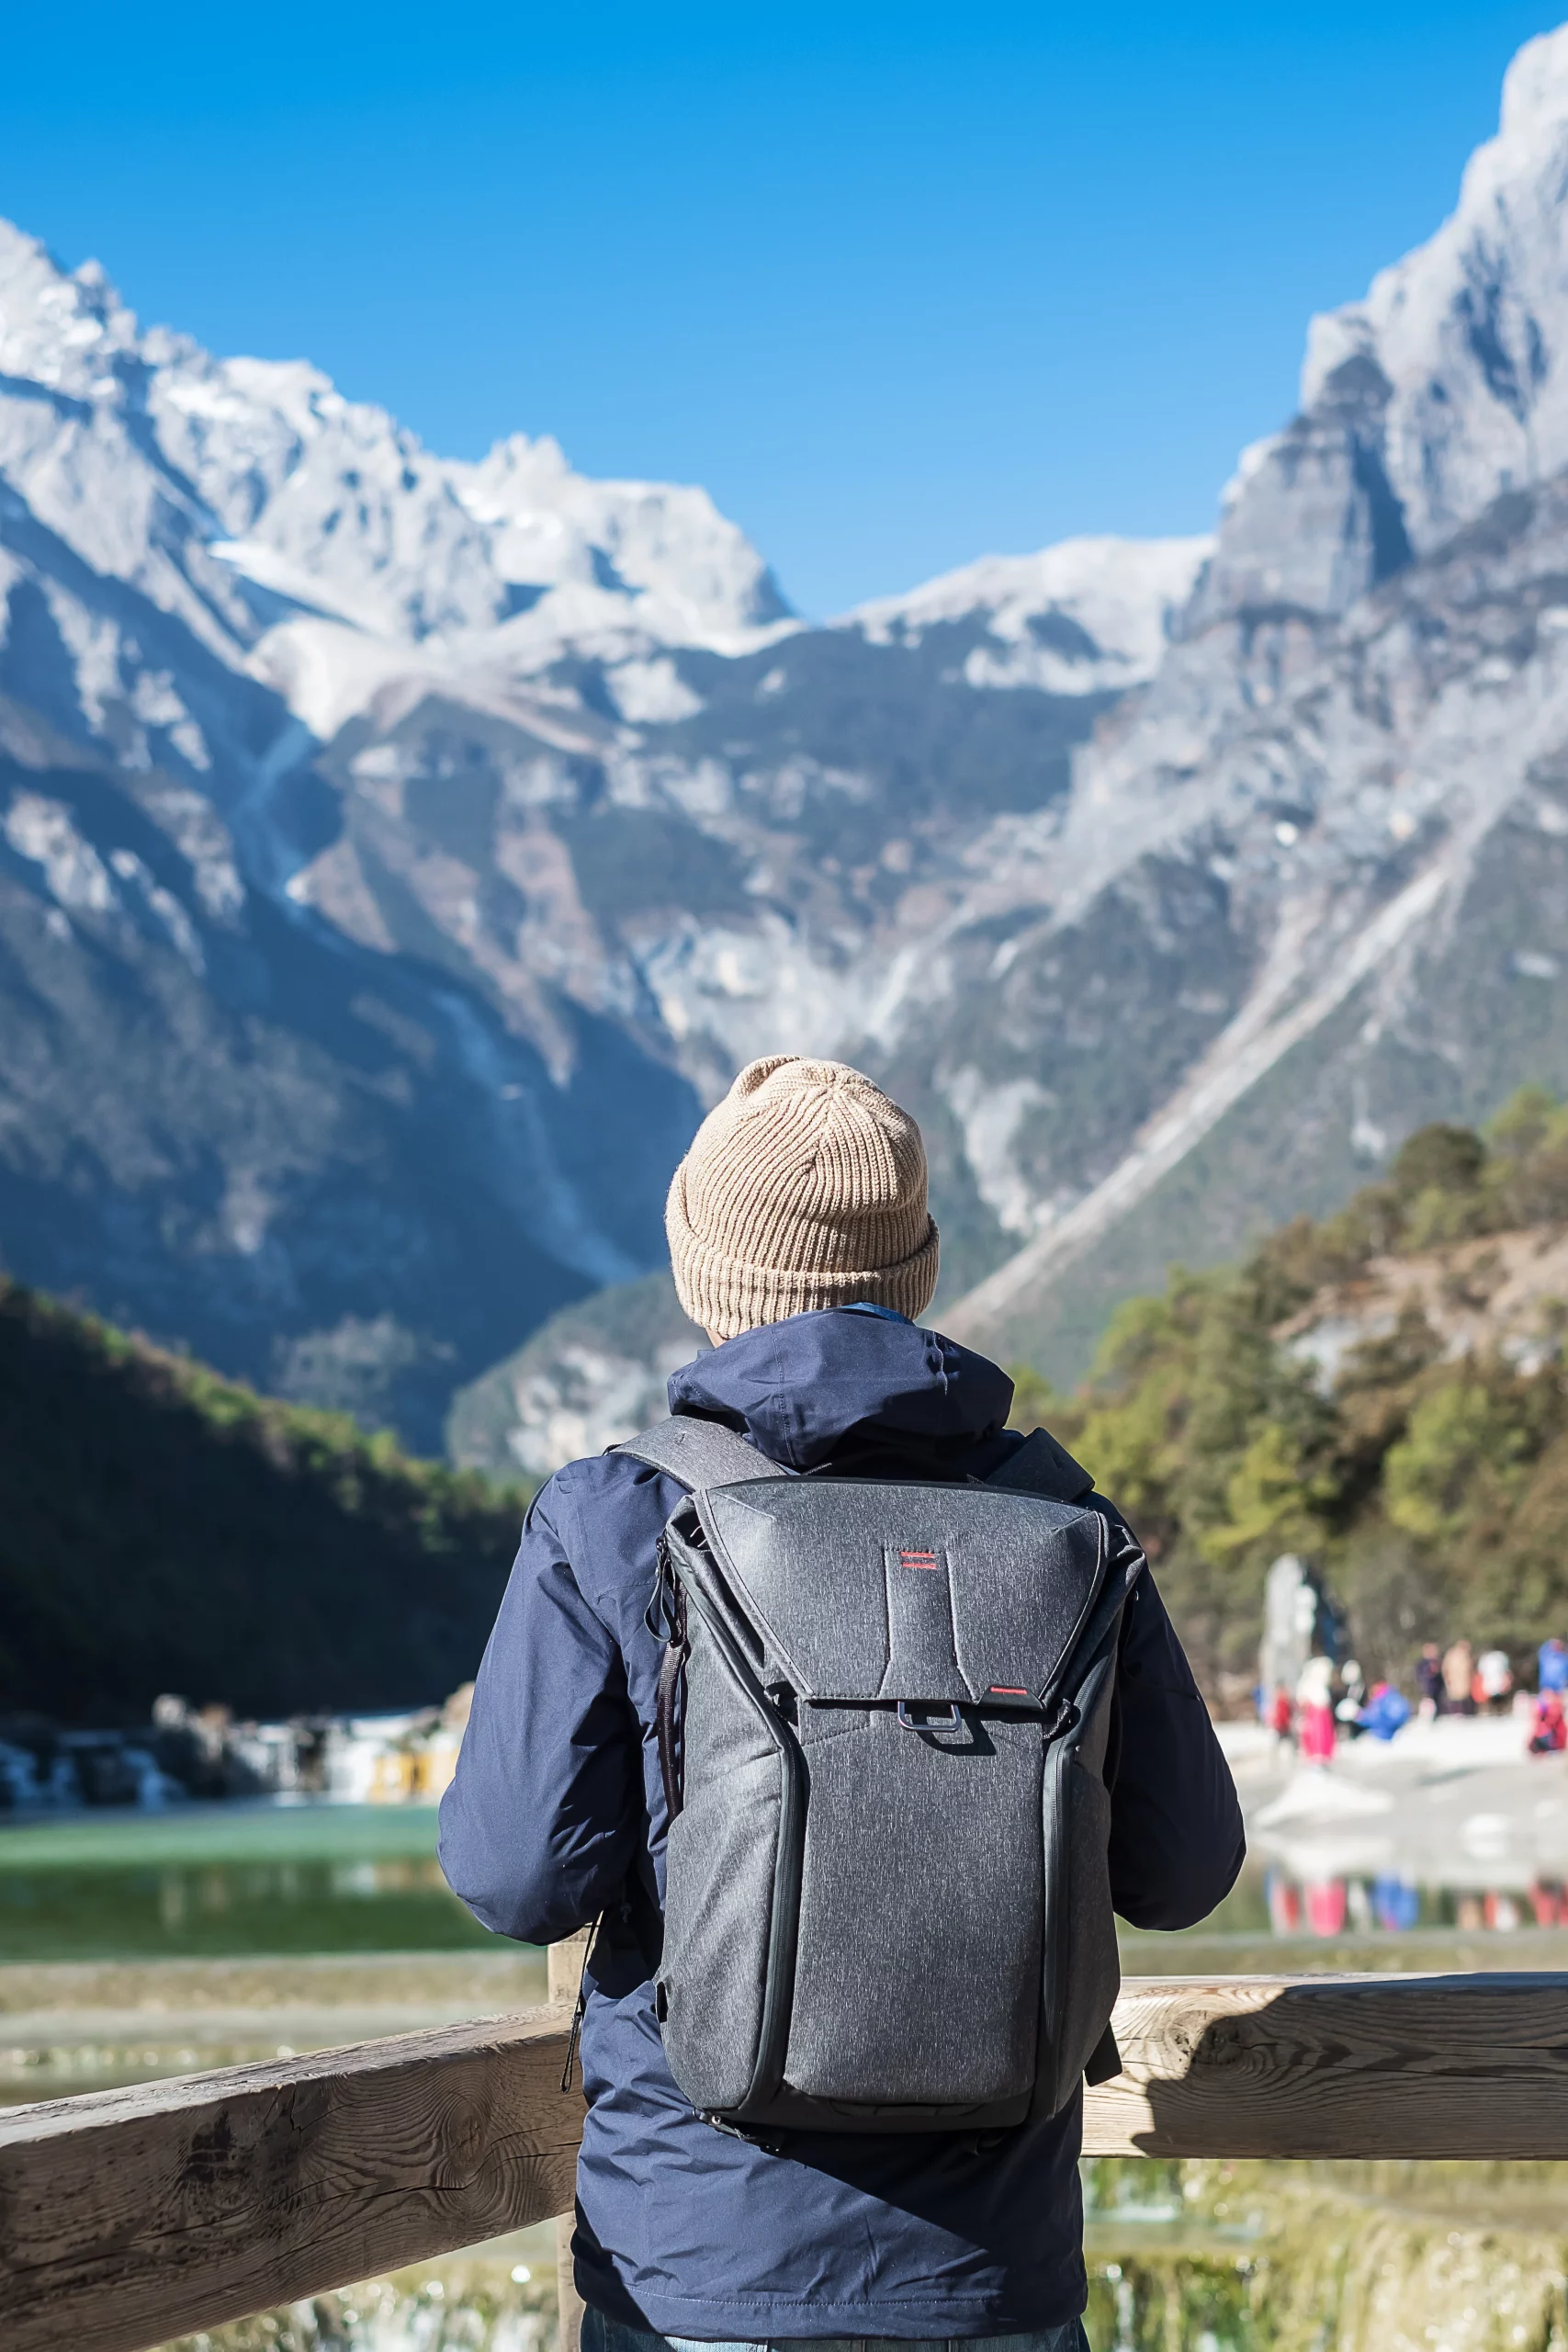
[6,1972,1568,2352]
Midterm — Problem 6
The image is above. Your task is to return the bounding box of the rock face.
[446,1272,705,1481]
[9,23,1568,1454]
[944,466,1568,1369]
[1277,1227,1568,1394]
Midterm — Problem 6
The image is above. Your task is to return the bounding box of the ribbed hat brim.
[666,1166,940,1340]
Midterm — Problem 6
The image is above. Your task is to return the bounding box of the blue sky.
[1,4,1560,615]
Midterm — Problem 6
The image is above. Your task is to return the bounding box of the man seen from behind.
[441,1055,1245,2352]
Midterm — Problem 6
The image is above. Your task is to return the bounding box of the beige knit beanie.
[666,1056,939,1340]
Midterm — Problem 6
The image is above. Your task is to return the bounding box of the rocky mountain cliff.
[8,23,1568,1458]
[943,24,1568,1369]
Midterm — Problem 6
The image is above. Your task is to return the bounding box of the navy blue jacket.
[440,1309,1244,2340]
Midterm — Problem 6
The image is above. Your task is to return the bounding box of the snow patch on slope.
[842,535,1213,692]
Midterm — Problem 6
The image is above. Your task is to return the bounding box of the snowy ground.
[1215,1714,1568,1894]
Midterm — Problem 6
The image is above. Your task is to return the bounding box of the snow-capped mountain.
[9,19,1568,1455]
[1192,28,1568,627]
[0,216,790,726]
[0,223,786,636]
[0,208,1201,1433]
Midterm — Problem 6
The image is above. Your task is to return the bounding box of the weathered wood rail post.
[7,1973,1568,2352]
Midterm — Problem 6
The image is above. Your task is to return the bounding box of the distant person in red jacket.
[1296,1657,1336,1763]
[1530,1691,1567,1755]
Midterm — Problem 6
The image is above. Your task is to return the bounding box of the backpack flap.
[694,1478,1107,1709]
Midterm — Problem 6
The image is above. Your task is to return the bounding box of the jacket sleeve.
[437,1476,644,1945]
[1106,1566,1246,1931]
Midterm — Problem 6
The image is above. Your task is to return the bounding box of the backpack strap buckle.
[897,1700,963,1731]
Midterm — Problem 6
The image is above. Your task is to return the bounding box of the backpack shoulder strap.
[985,1425,1095,1505]
[615,1414,791,1491]
[620,1418,787,1829]
[991,1432,1146,1695]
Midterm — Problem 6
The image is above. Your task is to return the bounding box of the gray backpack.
[620,1415,1144,2140]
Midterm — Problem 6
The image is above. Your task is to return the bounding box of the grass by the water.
[0,1801,444,1870]
[0,1802,496,1962]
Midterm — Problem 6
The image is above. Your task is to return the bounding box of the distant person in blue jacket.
[1358,1682,1411,1742]
[1540,1637,1568,1694]
[440,1056,1246,2352]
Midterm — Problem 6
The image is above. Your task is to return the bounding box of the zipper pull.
[559,1913,601,2092]
[644,1533,676,1641]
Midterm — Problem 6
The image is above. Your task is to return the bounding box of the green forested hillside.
[0,1282,525,1724]
[1015,1090,1568,1692]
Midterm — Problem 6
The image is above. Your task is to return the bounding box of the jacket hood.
[665,1307,1014,1473]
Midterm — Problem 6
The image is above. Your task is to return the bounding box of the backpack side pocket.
[1036,1647,1122,2119]
[659,1604,804,2116]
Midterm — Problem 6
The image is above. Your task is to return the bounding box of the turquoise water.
[0,1804,497,1961]
[8,1802,1566,1969]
